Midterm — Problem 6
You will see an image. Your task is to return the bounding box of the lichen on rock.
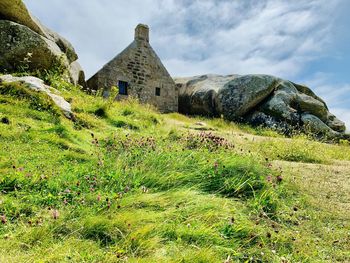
[0,74,73,118]
[175,74,346,138]
[0,0,85,87]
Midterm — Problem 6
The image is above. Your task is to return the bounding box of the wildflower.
[40,174,47,180]
[1,215,6,224]
[214,161,219,173]
[141,186,148,193]
[52,209,59,220]
[63,199,68,205]
[97,194,101,202]
[229,217,235,225]
[36,218,43,226]
[276,175,283,183]
[105,198,111,208]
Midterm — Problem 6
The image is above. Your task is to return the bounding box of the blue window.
[155,87,161,96]
[118,81,128,95]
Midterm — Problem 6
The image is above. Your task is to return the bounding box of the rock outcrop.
[175,74,346,138]
[0,0,85,87]
[0,74,72,118]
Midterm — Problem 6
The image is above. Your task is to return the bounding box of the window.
[155,87,161,96]
[118,81,128,95]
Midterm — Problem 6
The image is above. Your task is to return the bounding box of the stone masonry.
[87,24,178,113]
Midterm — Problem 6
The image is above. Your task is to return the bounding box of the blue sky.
[23,0,350,130]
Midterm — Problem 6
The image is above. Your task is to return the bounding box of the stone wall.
[87,24,178,113]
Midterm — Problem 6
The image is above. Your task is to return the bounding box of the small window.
[118,81,128,95]
[155,87,161,96]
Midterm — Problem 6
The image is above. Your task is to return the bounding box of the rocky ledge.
[175,74,346,138]
[0,74,73,119]
[0,0,85,87]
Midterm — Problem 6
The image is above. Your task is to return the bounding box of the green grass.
[0,78,350,262]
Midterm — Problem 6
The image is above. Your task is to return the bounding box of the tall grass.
[0,79,349,262]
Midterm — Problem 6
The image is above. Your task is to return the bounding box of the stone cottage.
[87,24,178,112]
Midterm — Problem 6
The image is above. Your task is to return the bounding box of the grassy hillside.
[0,78,350,262]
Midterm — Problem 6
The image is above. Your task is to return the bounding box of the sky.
[23,0,350,131]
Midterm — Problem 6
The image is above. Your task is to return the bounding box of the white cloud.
[22,0,349,128]
[23,0,340,79]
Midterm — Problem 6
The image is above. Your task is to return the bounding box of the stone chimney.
[135,24,149,42]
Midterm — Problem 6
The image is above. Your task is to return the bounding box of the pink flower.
[52,209,59,220]
[276,175,283,183]
[214,161,219,173]
[1,215,6,224]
